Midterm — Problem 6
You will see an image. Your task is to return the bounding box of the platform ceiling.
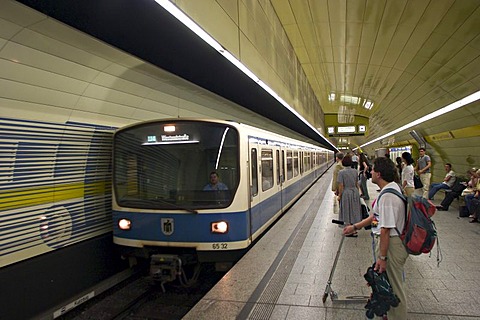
[271,0,480,148]
[15,0,480,150]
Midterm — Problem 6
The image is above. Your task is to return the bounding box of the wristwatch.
[379,255,388,261]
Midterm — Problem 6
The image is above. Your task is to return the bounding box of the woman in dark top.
[358,152,370,200]
[396,157,403,182]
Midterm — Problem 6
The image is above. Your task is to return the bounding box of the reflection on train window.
[113,121,239,210]
[251,148,258,197]
[261,149,273,191]
[293,151,299,177]
[305,152,311,171]
[286,150,293,180]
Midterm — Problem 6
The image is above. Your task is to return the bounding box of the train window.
[286,150,293,180]
[261,149,273,191]
[113,121,240,210]
[293,151,299,177]
[281,150,285,183]
[305,152,310,171]
[251,148,258,197]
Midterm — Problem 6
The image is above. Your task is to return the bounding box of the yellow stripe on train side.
[0,181,109,211]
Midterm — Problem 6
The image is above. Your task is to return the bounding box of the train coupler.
[150,254,182,292]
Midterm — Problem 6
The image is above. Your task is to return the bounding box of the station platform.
[184,167,480,319]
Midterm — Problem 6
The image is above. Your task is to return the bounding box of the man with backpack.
[343,157,408,319]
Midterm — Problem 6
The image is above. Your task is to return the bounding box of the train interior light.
[164,125,176,132]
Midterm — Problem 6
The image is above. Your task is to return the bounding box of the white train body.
[112,119,333,264]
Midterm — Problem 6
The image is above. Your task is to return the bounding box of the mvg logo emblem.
[161,218,174,236]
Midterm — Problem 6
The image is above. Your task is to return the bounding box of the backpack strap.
[376,188,407,236]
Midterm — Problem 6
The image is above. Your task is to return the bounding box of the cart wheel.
[365,309,375,319]
[322,293,328,303]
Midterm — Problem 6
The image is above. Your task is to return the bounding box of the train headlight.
[118,219,131,230]
[211,221,228,234]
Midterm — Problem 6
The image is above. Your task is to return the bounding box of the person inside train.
[401,152,415,197]
[203,171,228,191]
[428,163,456,200]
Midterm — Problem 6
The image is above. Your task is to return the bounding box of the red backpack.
[377,189,441,264]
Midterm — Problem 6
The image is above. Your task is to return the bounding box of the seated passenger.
[203,171,228,191]
[428,163,456,200]
[468,190,480,223]
[462,168,479,197]
[466,169,480,220]
[436,167,475,211]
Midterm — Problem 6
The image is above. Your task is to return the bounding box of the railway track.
[59,263,225,320]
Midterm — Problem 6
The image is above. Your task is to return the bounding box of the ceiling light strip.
[359,90,480,148]
[154,0,337,150]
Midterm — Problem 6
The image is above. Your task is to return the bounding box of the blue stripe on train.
[113,210,250,243]
[113,171,319,245]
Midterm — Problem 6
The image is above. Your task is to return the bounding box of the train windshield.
[113,121,239,210]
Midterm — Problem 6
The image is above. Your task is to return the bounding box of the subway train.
[112,118,333,285]
[0,118,115,268]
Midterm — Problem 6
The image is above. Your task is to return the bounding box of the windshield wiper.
[152,198,198,214]
[121,199,198,214]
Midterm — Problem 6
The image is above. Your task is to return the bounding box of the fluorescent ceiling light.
[153,0,337,150]
[359,90,480,148]
[340,95,360,104]
[363,100,374,110]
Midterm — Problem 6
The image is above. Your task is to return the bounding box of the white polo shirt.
[371,182,406,237]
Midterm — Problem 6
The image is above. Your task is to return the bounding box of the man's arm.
[375,227,390,273]
[420,159,432,173]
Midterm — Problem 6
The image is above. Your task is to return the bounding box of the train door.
[248,141,259,239]
[276,147,284,208]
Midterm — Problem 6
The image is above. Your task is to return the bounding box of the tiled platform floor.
[184,167,480,320]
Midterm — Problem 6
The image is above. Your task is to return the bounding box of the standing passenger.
[415,147,432,198]
[343,157,408,319]
[331,152,344,195]
[395,157,403,177]
[337,154,361,235]
[401,152,415,197]
[351,152,359,170]
[359,152,370,200]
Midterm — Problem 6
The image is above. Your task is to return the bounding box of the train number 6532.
[212,243,228,250]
